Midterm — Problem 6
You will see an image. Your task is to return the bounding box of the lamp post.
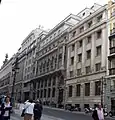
[11,57,19,107]
[101,76,106,107]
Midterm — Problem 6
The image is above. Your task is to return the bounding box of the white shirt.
[24,102,35,115]
[97,108,104,120]
[4,102,11,117]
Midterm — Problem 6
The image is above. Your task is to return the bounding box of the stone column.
[62,45,65,68]
[82,39,86,75]
[74,43,77,76]
[67,47,70,78]
[91,33,96,72]
[81,83,85,110]
[101,28,106,69]
[90,81,95,96]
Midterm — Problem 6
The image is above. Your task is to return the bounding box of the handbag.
[21,103,32,117]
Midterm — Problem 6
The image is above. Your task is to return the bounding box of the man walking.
[92,103,104,120]
[33,99,43,120]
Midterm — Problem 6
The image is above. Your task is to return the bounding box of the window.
[45,80,47,87]
[78,54,82,62]
[48,88,51,97]
[88,21,92,28]
[86,50,91,59]
[80,26,84,33]
[76,84,81,96]
[95,81,101,95]
[97,14,102,22]
[77,69,81,76]
[52,88,55,97]
[78,40,82,48]
[97,30,102,39]
[53,77,56,85]
[86,66,91,74]
[85,83,90,96]
[69,85,73,97]
[72,31,76,37]
[40,90,43,98]
[96,46,101,56]
[95,63,101,71]
[71,57,74,65]
[48,78,51,86]
[70,71,74,77]
[87,35,91,44]
[71,44,75,51]
[37,90,39,98]
[44,89,46,98]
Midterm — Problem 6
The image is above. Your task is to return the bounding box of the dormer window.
[88,21,92,28]
[72,31,76,37]
[80,26,84,33]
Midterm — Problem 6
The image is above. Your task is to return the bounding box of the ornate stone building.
[29,14,80,106]
[66,3,108,109]
[0,57,13,96]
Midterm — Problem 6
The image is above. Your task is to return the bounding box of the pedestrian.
[92,103,105,120]
[33,99,43,120]
[23,99,35,120]
[1,96,12,120]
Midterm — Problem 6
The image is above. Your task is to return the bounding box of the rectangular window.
[85,83,90,96]
[70,71,74,77]
[88,21,92,28]
[52,88,55,97]
[71,57,74,65]
[71,44,75,51]
[97,14,102,22]
[78,40,82,48]
[86,50,91,59]
[48,88,51,97]
[44,89,46,98]
[77,69,81,76]
[96,46,101,56]
[76,84,81,96]
[95,63,101,71]
[69,85,73,97]
[80,26,84,33]
[72,31,76,37]
[86,66,91,74]
[87,35,91,44]
[97,30,102,39]
[78,54,82,62]
[95,81,101,95]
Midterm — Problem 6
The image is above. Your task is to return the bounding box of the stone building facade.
[29,14,80,106]
[0,57,13,96]
[106,0,115,114]
[65,4,108,109]
[0,2,113,111]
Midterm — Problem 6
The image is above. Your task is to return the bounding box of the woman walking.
[1,96,12,120]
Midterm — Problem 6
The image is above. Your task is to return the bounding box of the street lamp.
[11,57,19,106]
[101,76,107,107]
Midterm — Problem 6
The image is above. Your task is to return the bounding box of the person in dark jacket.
[33,99,43,120]
[1,96,12,120]
[92,103,104,120]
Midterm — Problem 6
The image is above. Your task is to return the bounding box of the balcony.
[110,46,115,54]
[109,68,115,75]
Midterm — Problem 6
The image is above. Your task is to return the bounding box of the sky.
[0,0,107,67]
